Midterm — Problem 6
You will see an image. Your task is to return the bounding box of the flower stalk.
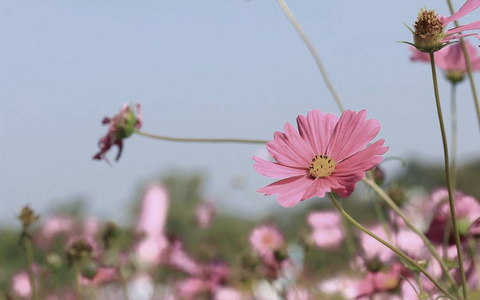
[135,130,268,144]
[450,83,458,189]
[328,193,455,299]
[445,0,480,133]
[24,236,37,300]
[277,0,345,113]
[429,51,468,298]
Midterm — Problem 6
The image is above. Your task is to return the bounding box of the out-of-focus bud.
[66,235,98,265]
[80,261,98,280]
[46,252,64,270]
[373,167,385,186]
[17,206,39,229]
[102,221,119,250]
[388,185,406,207]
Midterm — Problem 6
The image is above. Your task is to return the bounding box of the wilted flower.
[93,103,142,163]
[410,0,480,52]
[253,109,387,207]
[307,211,344,250]
[17,206,39,229]
[65,235,99,265]
[411,40,480,83]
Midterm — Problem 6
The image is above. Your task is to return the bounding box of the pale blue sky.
[1,0,479,225]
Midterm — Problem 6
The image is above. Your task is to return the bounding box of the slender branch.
[277,0,345,113]
[135,130,268,144]
[450,83,458,189]
[24,234,38,300]
[429,52,468,298]
[362,178,458,290]
[445,0,480,133]
[328,193,455,299]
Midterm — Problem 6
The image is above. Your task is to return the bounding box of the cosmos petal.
[258,175,312,207]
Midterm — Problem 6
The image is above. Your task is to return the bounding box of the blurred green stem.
[429,52,467,299]
[135,130,268,144]
[23,234,37,300]
[450,83,458,189]
[446,0,480,133]
[328,193,454,299]
[277,0,345,113]
[75,263,82,300]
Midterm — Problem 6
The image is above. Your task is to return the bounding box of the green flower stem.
[446,0,480,133]
[362,178,458,290]
[468,238,480,288]
[135,130,268,144]
[23,235,38,300]
[74,263,82,300]
[429,52,468,299]
[277,0,345,113]
[450,83,458,189]
[328,193,455,299]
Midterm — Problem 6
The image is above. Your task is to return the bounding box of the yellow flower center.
[309,155,337,178]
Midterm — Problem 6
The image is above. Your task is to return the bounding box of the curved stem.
[328,193,455,299]
[277,0,345,113]
[24,234,38,300]
[135,130,268,144]
[450,83,458,190]
[362,178,458,290]
[446,0,480,133]
[429,52,468,298]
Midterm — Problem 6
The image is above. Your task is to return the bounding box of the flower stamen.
[309,155,337,178]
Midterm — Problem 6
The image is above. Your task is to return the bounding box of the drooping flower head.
[411,40,480,83]
[93,103,142,163]
[253,109,388,207]
[410,0,480,52]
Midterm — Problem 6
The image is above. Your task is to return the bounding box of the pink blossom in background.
[195,201,216,229]
[307,211,344,250]
[167,239,203,276]
[214,287,244,300]
[411,41,480,73]
[394,229,429,259]
[358,225,395,264]
[438,0,480,43]
[286,287,311,300]
[319,276,359,299]
[136,183,170,238]
[176,278,209,300]
[253,109,388,207]
[82,218,100,236]
[249,224,285,255]
[41,215,75,240]
[355,263,402,299]
[11,271,33,299]
[134,235,168,266]
[81,267,118,285]
[426,188,480,244]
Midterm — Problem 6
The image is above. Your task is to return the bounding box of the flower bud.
[17,206,39,229]
[413,9,445,52]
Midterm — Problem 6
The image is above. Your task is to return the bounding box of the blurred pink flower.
[167,239,203,276]
[307,211,344,250]
[287,288,311,300]
[411,41,480,73]
[214,287,244,300]
[11,271,33,299]
[176,278,209,300]
[394,229,429,260]
[358,225,395,264]
[426,188,480,244]
[253,109,387,207]
[41,215,75,240]
[82,218,100,237]
[249,224,284,255]
[93,103,142,163]
[136,183,170,238]
[438,0,480,43]
[355,263,402,299]
[195,201,216,229]
[134,235,168,266]
[81,267,118,285]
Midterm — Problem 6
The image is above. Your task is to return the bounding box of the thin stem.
[446,0,480,133]
[328,193,455,299]
[24,234,38,300]
[277,0,345,113]
[362,178,458,290]
[450,83,458,189]
[135,130,268,144]
[429,52,468,299]
[74,263,82,300]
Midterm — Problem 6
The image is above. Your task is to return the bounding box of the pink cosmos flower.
[411,41,480,74]
[438,0,480,43]
[136,183,170,238]
[134,235,168,266]
[11,271,33,299]
[307,211,344,250]
[253,109,387,207]
[195,201,216,229]
[214,287,244,300]
[249,224,285,255]
[93,103,142,163]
